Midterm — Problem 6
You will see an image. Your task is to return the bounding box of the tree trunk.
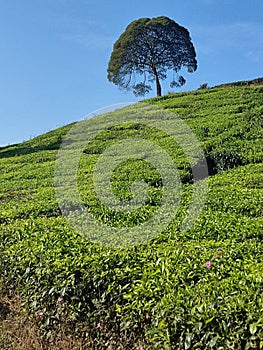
[152,64,162,97]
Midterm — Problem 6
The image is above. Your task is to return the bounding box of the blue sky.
[1,0,262,146]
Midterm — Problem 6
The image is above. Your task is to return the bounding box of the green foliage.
[213,76,263,88]
[0,84,263,349]
[107,16,197,97]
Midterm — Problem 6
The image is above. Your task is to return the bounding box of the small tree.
[107,16,197,97]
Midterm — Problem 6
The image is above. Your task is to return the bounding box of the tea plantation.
[0,83,262,349]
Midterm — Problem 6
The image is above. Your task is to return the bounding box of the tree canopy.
[107,16,197,97]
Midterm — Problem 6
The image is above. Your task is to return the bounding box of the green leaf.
[249,323,257,335]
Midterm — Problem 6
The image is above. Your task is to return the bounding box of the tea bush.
[0,84,262,349]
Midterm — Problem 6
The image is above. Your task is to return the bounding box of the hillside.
[0,83,262,349]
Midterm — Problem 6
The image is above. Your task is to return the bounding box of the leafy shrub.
[198,83,208,89]
[0,84,263,349]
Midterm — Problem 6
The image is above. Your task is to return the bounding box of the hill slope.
[0,84,262,349]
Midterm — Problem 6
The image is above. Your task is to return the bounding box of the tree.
[107,16,197,97]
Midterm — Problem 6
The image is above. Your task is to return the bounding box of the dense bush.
[0,85,262,349]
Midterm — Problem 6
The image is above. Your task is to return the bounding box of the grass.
[0,81,262,349]
[0,289,90,349]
